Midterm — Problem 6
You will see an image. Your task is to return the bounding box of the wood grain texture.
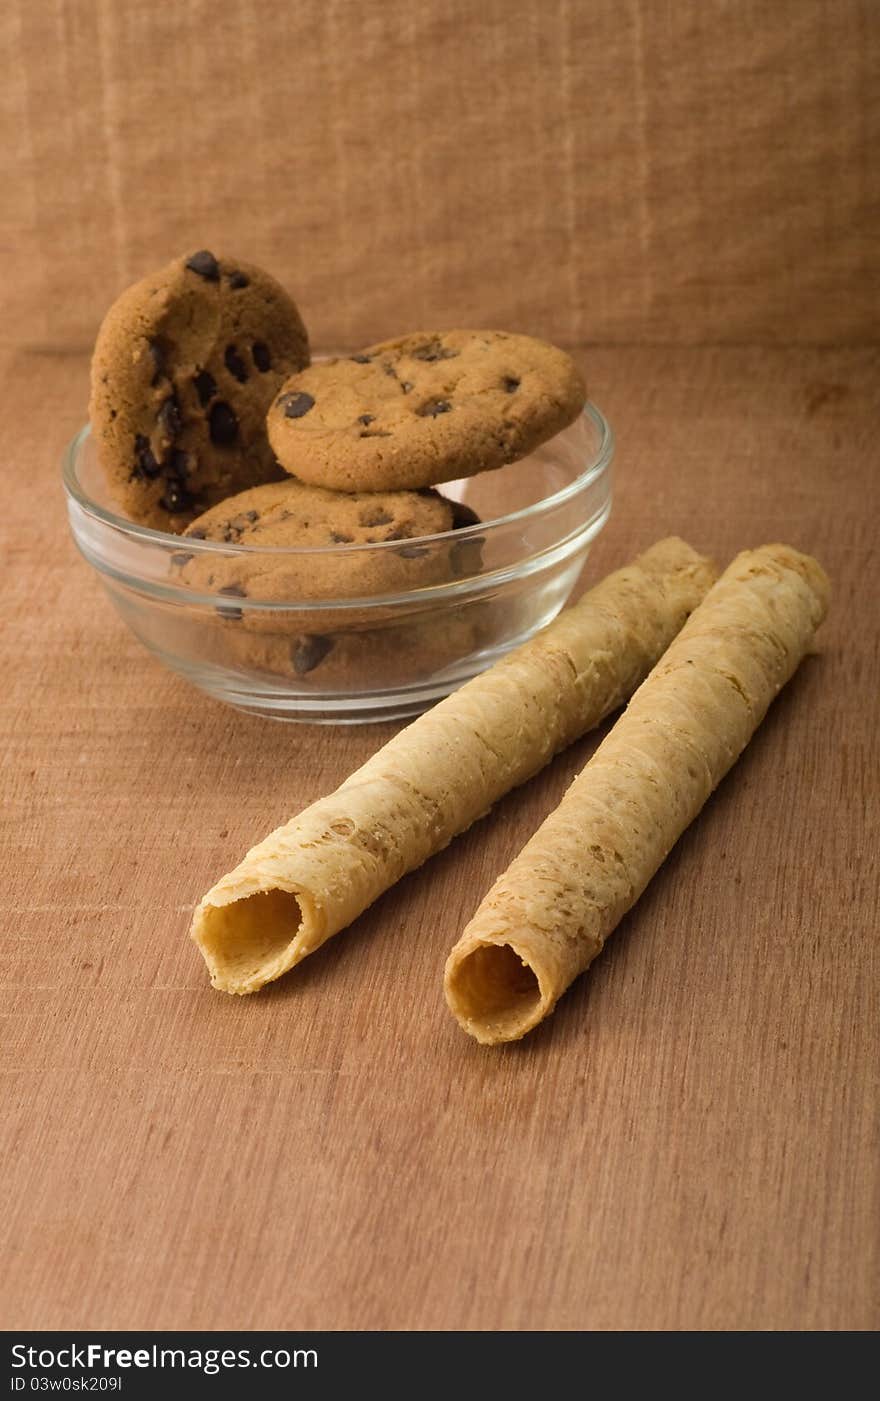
[1,344,877,1330]
[1,0,878,352]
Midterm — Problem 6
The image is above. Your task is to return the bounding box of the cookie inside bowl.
[175,476,483,607]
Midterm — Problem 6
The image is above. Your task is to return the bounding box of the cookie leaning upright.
[90,250,310,530]
[266,330,586,492]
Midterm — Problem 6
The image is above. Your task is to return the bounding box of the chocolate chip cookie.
[266,330,586,492]
[90,250,310,530]
[175,477,482,606]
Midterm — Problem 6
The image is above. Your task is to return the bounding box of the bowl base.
[224,696,454,725]
[198,665,486,725]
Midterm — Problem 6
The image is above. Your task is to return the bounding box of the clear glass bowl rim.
[61,401,613,559]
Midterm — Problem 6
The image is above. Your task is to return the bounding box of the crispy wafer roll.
[191,537,716,993]
[444,544,830,1044]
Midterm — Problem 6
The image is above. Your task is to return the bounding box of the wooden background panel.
[1,0,877,353]
[1,344,877,1329]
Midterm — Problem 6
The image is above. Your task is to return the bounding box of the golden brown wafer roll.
[444,543,830,1044]
[191,537,717,993]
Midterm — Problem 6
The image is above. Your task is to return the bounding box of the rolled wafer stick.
[444,543,830,1044]
[191,537,716,993]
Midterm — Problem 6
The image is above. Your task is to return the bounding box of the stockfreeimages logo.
[10,1342,317,1378]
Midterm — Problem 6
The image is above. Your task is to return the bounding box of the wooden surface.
[1,343,877,1331]
[3,0,878,353]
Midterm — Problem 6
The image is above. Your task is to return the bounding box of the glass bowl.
[63,403,613,723]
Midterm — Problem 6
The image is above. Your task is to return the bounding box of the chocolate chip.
[359,429,392,438]
[185,250,220,281]
[157,394,181,440]
[350,354,372,364]
[417,399,452,417]
[280,391,315,419]
[357,414,375,425]
[329,530,354,543]
[187,528,207,540]
[252,342,271,372]
[170,550,193,568]
[160,480,193,513]
[209,401,239,445]
[148,340,164,385]
[361,507,393,527]
[193,369,217,406]
[226,509,258,530]
[503,376,521,393]
[412,340,458,362]
[167,449,190,479]
[224,344,249,383]
[228,270,249,289]
[401,381,414,393]
[132,434,160,480]
[292,634,334,674]
[450,500,482,530]
[216,583,246,622]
